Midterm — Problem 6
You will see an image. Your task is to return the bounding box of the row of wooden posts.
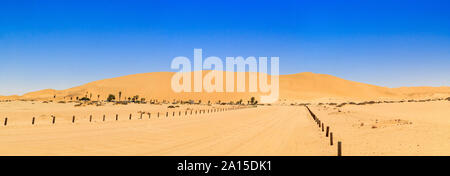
[2,106,250,127]
[305,106,342,156]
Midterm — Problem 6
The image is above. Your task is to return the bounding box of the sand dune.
[1,71,449,156]
[1,71,449,102]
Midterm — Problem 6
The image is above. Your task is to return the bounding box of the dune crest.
[1,71,449,102]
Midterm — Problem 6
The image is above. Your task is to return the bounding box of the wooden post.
[322,123,324,131]
[337,141,342,156]
[32,117,35,125]
[129,114,132,120]
[173,112,175,116]
[157,112,160,118]
[166,112,168,117]
[326,126,329,137]
[116,114,118,121]
[140,113,143,119]
[330,132,334,146]
[52,116,55,124]
[103,115,105,121]
[72,116,75,123]
[148,113,151,119]
[179,111,181,116]
[90,115,92,122]
[4,117,7,126]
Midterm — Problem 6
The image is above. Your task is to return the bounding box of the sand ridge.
[1,71,449,103]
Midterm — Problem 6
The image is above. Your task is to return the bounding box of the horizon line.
[1,70,449,97]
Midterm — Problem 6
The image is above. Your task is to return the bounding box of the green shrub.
[80,97,90,101]
[107,94,116,102]
[337,103,347,107]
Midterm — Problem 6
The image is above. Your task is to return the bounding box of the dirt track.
[0,104,334,156]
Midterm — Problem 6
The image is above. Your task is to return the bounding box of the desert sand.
[0,102,335,156]
[0,71,449,156]
[309,100,450,156]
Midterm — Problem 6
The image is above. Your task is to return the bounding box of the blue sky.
[1,0,449,95]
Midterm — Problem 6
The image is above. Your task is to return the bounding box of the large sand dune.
[1,72,449,102]
[0,71,449,156]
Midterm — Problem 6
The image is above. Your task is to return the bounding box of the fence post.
[103,115,105,121]
[129,113,132,120]
[52,116,55,124]
[116,114,118,121]
[4,117,7,126]
[322,123,324,131]
[149,113,151,119]
[72,115,75,123]
[32,117,35,125]
[158,112,160,118]
[90,115,92,122]
[326,126,329,137]
[330,132,334,146]
[337,141,342,156]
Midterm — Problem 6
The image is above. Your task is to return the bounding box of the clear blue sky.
[1,0,449,95]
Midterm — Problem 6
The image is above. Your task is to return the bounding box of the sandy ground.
[0,101,334,156]
[1,101,449,156]
[310,101,450,156]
